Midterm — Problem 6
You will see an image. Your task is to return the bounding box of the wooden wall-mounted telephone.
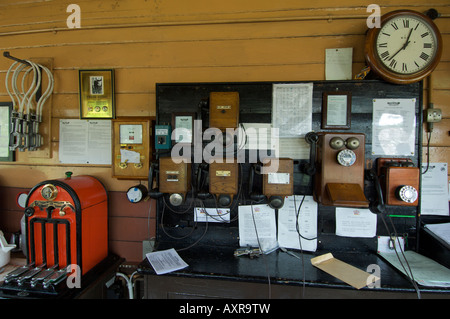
[209,160,239,207]
[377,158,419,206]
[262,158,294,209]
[314,132,369,207]
[209,92,239,130]
[159,157,191,206]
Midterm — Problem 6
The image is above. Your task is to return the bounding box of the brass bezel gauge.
[365,10,442,84]
[41,184,58,200]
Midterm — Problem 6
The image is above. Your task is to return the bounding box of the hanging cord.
[379,213,421,299]
[250,201,272,299]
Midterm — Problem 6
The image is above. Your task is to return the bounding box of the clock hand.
[388,28,413,61]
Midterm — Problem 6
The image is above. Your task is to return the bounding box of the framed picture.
[79,69,115,119]
[322,91,351,129]
[0,102,14,161]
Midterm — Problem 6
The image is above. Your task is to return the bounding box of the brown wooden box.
[262,158,294,197]
[209,161,239,196]
[381,166,420,206]
[159,157,191,194]
[209,92,239,130]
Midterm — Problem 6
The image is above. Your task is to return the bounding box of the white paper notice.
[194,207,230,223]
[272,83,313,138]
[238,204,278,253]
[371,98,416,156]
[278,195,318,252]
[120,149,141,164]
[325,48,353,80]
[335,208,377,238]
[421,163,449,216]
[59,119,111,164]
[146,248,188,275]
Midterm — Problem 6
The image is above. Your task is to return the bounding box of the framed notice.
[322,91,351,129]
[0,102,14,161]
[79,69,115,119]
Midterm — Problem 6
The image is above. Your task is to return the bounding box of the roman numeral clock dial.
[365,10,442,84]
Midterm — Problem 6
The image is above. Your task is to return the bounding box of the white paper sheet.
[380,250,450,287]
[325,48,353,80]
[424,223,450,247]
[194,207,230,223]
[421,163,449,216]
[278,195,318,252]
[335,208,377,238]
[272,83,313,138]
[59,119,111,164]
[146,248,188,275]
[371,98,416,156]
[238,204,278,253]
[120,149,140,164]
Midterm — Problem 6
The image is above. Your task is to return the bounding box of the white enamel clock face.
[376,14,438,75]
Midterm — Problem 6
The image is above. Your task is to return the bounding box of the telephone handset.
[148,161,163,199]
[196,162,211,200]
[302,132,318,175]
[313,132,369,207]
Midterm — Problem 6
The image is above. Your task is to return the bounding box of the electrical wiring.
[4,55,54,151]
[422,131,432,174]
[5,61,19,111]
[379,212,421,299]
[250,201,272,299]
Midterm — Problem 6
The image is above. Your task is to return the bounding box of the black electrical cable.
[422,131,432,174]
[379,213,421,299]
[250,202,272,299]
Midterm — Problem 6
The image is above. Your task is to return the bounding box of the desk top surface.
[137,245,450,294]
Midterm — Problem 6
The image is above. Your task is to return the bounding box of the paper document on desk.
[424,223,450,248]
[379,250,450,287]
[278,195,317,252]
[146,248,188,275]
[238,204,278,253]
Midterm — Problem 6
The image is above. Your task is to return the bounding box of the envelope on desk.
[311,253,379,289]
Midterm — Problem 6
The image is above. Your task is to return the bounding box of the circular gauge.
[16,192,28,208]
[41,184,58,200]
[126,185,148,203]
[337,149,357,167]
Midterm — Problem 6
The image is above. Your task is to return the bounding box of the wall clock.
[365,10,442,84]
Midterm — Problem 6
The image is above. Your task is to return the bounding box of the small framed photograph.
[79,69,115,119]
[322,91,351,129]
[0,102,14,161]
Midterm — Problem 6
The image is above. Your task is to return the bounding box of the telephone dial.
[312,132,369,207]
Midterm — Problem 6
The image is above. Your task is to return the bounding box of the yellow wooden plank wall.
[0,0,448,262]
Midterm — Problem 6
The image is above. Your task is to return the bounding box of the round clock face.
[376,15,438,74]
[365,10,442,84]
